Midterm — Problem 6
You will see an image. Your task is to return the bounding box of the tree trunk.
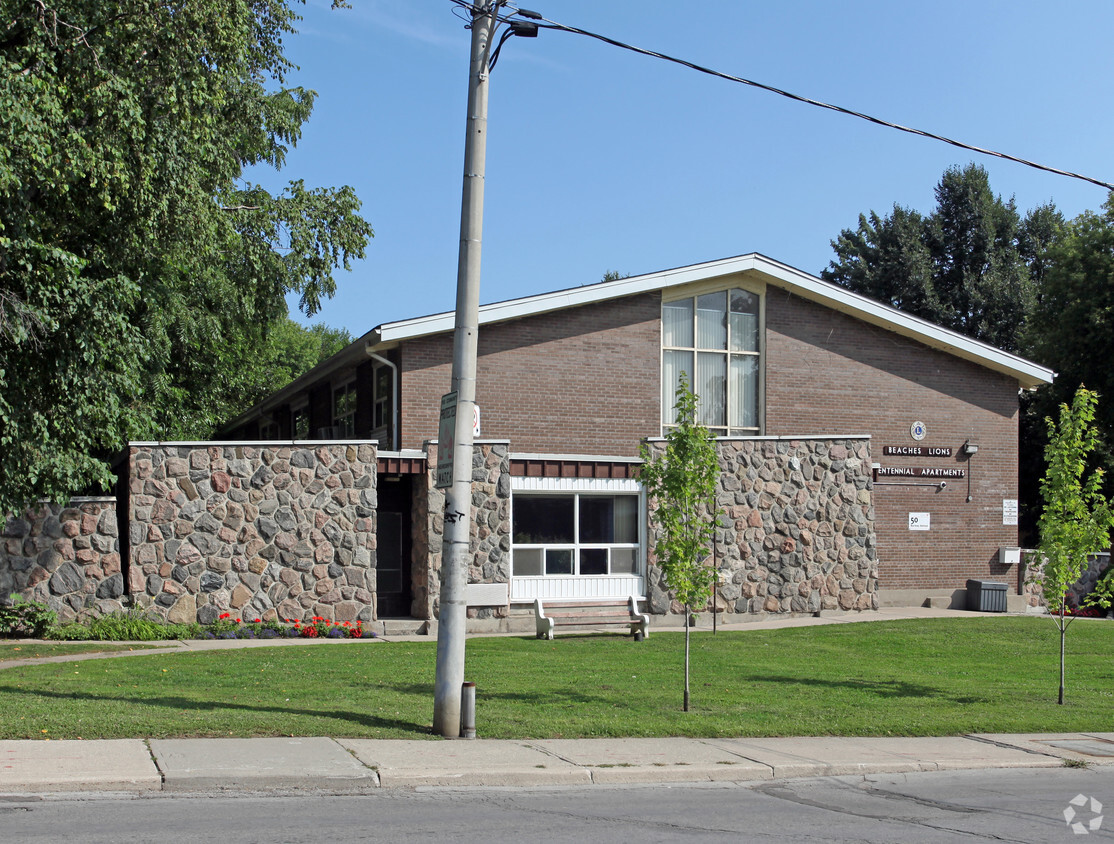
[1059,614,1066,705]
[683,602,691,712]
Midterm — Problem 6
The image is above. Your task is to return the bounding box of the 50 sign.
[908,512,931,531]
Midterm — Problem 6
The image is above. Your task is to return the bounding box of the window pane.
[662,350,693,425]
[613,495,638,543]
[729,354,759,430]
[545,548,573,575]
[292,409,309,440]
[696,292,727,350]
[579,497,614,543]
[729,289,759,352]
[513,497,574,544]
[662,299,693,347]
[580,548,608,575]
[696,352,726,427]
[609,547,637,574]
[513,548,544,577]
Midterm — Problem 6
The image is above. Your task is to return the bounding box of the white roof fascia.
[374,255,763,343]
[372,253,1053,389]
[748,257,1054,389]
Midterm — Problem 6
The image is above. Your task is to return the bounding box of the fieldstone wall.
[1022,551,1111,612]
[0,499,122,620]
[127,443,377,624]
[418,441,511,620]
[646,437,877,616]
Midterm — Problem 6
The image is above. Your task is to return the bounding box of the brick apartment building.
[213,253,1052,628]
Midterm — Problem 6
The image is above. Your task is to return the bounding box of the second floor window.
[334,381,357,438]
[662,287,760,436]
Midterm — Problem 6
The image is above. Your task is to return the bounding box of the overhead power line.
[467,2,1114,192]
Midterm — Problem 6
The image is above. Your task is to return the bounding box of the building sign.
[876,467,966,478]
[909,512,930,531]
[883,446,952,457]
[1002,499,1018,526]
[910,421,927,441]
[435,391,457,489]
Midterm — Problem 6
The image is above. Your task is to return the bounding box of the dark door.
[375,478,412,618]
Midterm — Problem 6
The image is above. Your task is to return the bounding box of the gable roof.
[222,252,1054,432]
[368,252,1054,389]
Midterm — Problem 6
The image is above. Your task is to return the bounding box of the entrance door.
[375,477,412,618]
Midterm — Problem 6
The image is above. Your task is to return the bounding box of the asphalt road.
[2,766,1111,843]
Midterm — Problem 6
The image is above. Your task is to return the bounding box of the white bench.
[533,597,650,640]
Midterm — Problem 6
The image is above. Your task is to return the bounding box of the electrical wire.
[455,1,1113,192]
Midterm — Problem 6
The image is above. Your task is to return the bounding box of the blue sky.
[261,0,1114,334]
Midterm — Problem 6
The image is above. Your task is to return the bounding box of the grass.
[0,617,1110,740]
[0,643,164,662]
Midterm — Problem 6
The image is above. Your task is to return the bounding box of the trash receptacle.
[966,579,1007,612]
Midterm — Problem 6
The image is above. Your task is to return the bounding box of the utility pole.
[432,0,500,738]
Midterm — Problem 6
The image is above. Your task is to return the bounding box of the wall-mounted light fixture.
[961,440,979,502]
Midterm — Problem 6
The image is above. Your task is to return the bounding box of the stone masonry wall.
[0,499,122,620]
[419,441,511,620]
[127,443,377,624]
[646,437,877,616]
[1021,551,1111,612]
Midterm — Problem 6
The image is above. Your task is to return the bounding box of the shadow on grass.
[0,685,431,736]
[739,674,989,704]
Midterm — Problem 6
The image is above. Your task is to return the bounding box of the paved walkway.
[5,606,1110,795]
[1,732,1111,794]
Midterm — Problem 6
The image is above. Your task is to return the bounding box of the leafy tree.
[822,164,1059,354]
[0,1,371,516]
[639,373,722,712]
[1032,387,1114,704]
[1028,196,1114,465]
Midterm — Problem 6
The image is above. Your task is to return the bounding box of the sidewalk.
[0,732,1111,794]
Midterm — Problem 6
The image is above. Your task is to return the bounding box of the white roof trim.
[373,253,1053,389]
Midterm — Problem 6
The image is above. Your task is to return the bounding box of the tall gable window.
[662,287,760,436]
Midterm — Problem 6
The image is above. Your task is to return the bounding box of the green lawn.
[0,617,1110,740]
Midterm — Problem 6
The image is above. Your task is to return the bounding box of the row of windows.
[261,364,393,440]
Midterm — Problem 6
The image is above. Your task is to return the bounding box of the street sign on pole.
[435,391,457,489]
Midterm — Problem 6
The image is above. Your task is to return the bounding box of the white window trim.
[509,476,646,602]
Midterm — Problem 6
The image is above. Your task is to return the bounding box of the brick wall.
[400,293,661,456]
[765,291,1020,591]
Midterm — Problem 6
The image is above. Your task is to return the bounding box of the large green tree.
[822,164,1059,354]
[0,1,371,516]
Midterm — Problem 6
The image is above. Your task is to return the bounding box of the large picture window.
[662,287,760,436]
[512,493,640,578]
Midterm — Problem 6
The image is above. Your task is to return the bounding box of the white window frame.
[661,279,765,437]
[509,476,646,603]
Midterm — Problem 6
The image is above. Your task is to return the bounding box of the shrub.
[0,595,59,638]
[86,608,175,641]
[47,622,94,641]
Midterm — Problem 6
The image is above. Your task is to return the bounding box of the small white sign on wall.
[1002,499,1018,526]
[908,512,930,531]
